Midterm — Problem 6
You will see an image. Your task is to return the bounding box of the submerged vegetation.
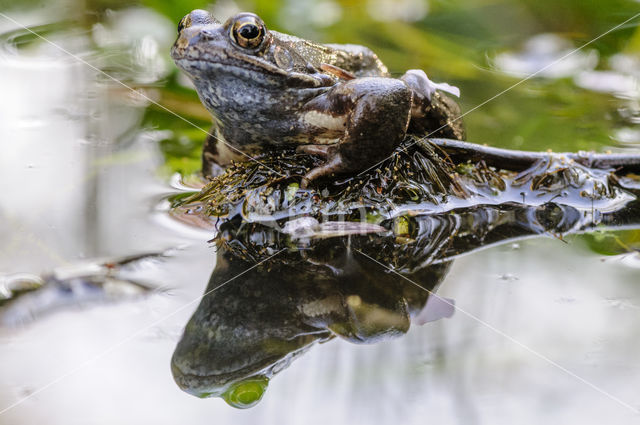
[167,136,640,271]
[174,137,635,223]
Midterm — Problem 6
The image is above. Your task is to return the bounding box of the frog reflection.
[170,197,640,408]
[171,245,451,408]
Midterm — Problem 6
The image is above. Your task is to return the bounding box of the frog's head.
[170,305,320,408]
[169,252,331,408]
[173,11,267,63]
[171,10,326,95]
[171,11,284,82]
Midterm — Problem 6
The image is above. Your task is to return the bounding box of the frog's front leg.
[298,77,412,188]
[400,69,465,141]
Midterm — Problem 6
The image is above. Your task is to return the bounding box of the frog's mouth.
[171,47,323,88]
[171,354,279,397]
[174,54,286,77]
[170,340,319,397]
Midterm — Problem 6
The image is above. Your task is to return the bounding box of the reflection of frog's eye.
[230,14,266,50]
[178,15,191,33]
[221,376,269,409]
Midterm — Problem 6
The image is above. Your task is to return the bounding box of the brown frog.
[171,10,465,186]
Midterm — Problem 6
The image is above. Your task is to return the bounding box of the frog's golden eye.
[178,15,191,34]
[229,13,266,50]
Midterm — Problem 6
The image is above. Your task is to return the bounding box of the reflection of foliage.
[581,229,640,256]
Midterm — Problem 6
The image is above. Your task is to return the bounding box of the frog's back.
[271,31,389,78]
[324,43,390,78]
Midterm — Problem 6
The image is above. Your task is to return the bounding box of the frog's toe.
[401,69,460,101]
[300,154,345,188]
[296,144,332,158]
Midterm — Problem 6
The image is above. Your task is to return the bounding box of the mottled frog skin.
[171,10,465,185]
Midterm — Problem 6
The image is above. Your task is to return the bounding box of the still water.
[1,0,640,423]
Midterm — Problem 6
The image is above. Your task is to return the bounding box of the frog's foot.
[297,144,339,188]
[400,69,460,102]
[296,145,352,189]
[300,153,345,189]
[400,70,465,140]
[296,144,339,188]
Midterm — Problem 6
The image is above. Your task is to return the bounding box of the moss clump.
[173,137,508,224]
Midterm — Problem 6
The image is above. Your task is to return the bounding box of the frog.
[171,10,465,187]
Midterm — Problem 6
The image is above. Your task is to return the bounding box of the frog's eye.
[178,15,191,33]
[229,13,266,50]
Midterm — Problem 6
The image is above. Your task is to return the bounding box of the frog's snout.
[173,30,222,63]
[174,26,199,51]
[173,28,222,58]
[177,9,218,33]
[174,10,221,53]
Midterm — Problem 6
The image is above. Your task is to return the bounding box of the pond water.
[1,0,640,424]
